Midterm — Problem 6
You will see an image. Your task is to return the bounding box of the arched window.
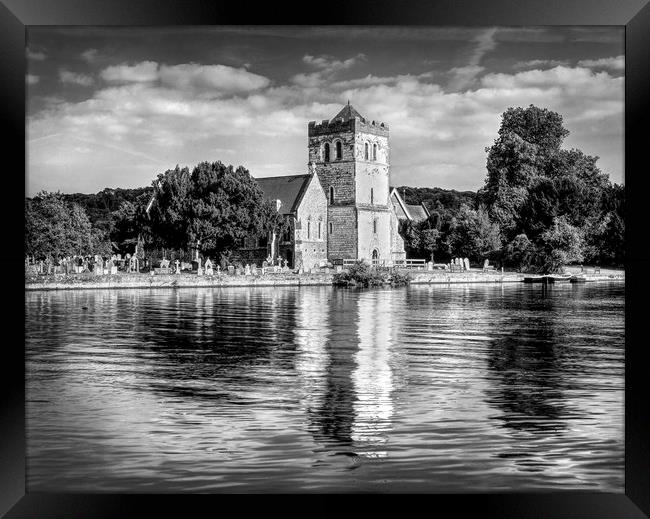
[318,222,322,239]
[372,143,377,161]
[329,186,335,204]
[307,221,311,239]
[364,142,369,160]
[324,143,330,162]
[370,187,374,205]
[373,218,377,234]
[329,222,333,234]
[335,141,342,160]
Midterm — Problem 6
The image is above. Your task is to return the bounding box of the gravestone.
[427,261,433,271]
[245,264,251,276]
[174,260,181,274]
[228,265,235,275]
[464,257,470,271]
[205,258,213,276]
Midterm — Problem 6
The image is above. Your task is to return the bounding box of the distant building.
[390,188,430,223]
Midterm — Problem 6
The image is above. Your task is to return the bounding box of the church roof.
[255,174,313,214]
[333,102,364,122]
[405,204,430,222]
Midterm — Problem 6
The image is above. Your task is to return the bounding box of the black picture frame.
[3,0,649,516]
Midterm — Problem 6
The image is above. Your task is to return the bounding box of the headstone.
[205,258,213,275]
[174,259,181,274]
[228,265,235,275]
[262,261,268,268]
[427,261,433,271]
[245,264,251,276]
[464,257,470,271]
[283,258,288,269]
[483,259,489,269]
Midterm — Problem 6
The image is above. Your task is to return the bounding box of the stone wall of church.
[327,206,357,260]
[295,174,328,270]
[357,207,392,260]
[390,208,407,261]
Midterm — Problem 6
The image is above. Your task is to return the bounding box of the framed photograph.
[4,0,649,516]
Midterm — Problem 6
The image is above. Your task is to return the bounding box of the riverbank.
[24,269,624,291]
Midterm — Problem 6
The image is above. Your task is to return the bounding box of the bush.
[333,261,410,287]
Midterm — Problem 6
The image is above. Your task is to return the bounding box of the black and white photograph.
[23,24,627,494]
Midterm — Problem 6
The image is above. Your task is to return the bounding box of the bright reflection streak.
[352,290,395,456]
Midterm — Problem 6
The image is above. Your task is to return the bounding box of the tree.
[479,104,622,272]
[148,161,286,261]
[447,205,501,261]
[25,191,98,259]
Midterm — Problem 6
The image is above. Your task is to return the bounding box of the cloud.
[59,70,94,86]
[514,59,569,69]
[158,63,270,94]
[101,61,160,83]
[577,55,624,71]
[447,28,498,90]
[99,61,270,95]
[303,53,365,73]
[81,48,99,63]
[26,74,39,85]
[27,49,46,61]
[291,53,365,87]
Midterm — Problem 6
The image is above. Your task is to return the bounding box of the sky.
[26,26,624,196]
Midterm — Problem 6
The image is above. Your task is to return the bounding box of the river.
[25,282,624,492]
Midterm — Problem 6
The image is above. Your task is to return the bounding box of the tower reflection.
[351,290,395,456]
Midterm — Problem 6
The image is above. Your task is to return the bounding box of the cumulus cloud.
[27,49,46,61]
[578,55,624,71]
[101,61,159,83]
[81,48,99,63]
[291,53,365,87]
[158,63,270,94]
[59,69,94,86]
[514,59,569,69]
[99,61,270,95]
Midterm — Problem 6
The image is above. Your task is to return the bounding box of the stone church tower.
[308,102,405,263]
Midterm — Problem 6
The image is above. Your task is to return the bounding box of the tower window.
[364,142,369,160]
[373,218,378,234]
[318,222,322,239]
[370,187,374,205]
[335,141,342,160]
[329,222,333,234]
[324,143,330,162]
[329,186,335,204]
[373,143,377,161]
[307,221,311,239]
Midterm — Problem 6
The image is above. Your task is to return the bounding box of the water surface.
[25,283,624,492]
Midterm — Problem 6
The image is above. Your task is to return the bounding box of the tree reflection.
[129,288,299,401]
[484,291,568,434]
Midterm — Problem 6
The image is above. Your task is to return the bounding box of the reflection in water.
[25,283,624,492]
[352,290,394,455]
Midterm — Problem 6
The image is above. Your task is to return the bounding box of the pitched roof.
[255,174,313,214]
[333,102,364,122]
[406,204,429,222]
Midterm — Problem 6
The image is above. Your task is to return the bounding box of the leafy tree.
[25,191,102,259]
[479,104,623,272]
[447,205,501,261]
[148,161,287,262]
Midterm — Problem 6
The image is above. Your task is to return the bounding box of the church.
[236,103,427,269]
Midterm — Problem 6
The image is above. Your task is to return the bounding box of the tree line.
[25,105,624,273]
